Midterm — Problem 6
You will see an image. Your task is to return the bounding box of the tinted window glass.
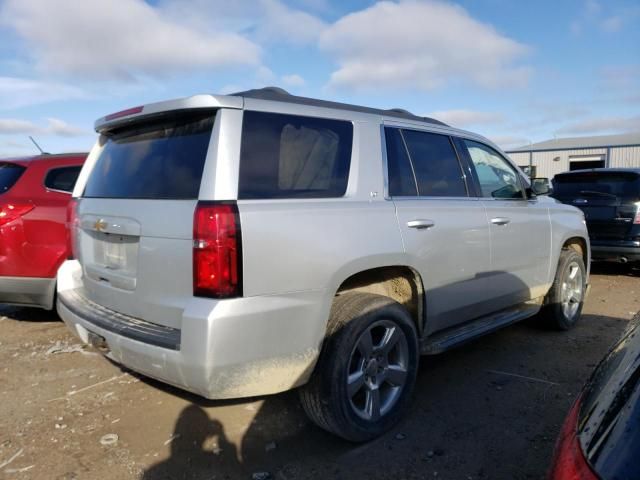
[464,140,524,199]
[553,173,640,200]
[0,162,26,194]
[84,111,215,199]
[402,130,467,197]
[45,166,82,193]
[385,128,417,196]
[239,111,353,199]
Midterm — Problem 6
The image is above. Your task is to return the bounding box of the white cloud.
[319,0,530,91]
[0,0,261,80]
[571,0,639,35]
[428,109,504,128]
[0,77,87,110]
[490,135,531,149]
[555,115,640,135]
[601,16,623,32]
[0,140,34,158]
[259,0,327,45]
[281,74,306,87]
[0,117,87,137]
[0,119,37,135]
[599,65,640,90]
[156,0,326,46]
[45,118,87,137]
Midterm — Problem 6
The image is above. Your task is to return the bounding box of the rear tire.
[299,292,419,442]
[541,249,586,330]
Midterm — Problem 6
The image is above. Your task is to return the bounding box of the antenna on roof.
[28,136,48,155]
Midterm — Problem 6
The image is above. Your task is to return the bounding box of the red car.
[0,153,86,309]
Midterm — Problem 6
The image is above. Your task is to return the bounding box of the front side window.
[238,111,353,199]
[402,130,467,197]
[464,140,525,199]
[45,166,82,193]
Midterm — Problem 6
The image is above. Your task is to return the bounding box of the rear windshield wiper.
[578,190,618,198]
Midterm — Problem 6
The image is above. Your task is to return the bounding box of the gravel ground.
[1,263,639,480]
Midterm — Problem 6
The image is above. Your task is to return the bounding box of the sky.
[0,0,638,157]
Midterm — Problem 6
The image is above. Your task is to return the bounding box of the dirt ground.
[1,263,639,480]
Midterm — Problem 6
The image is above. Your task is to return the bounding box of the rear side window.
[385,128,418,196]
[238,111,353,199]
[0,162,26,194]
[553,173,640,200]
[83,111,215,199]
[402,130,467,197]
[45,166,82,193]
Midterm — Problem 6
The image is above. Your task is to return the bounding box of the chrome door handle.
[407,219,435,229]
[491,217,511,226]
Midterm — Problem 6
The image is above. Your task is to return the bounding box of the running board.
[421,301,542,355]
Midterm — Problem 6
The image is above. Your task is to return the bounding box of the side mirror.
[531,178,551,196]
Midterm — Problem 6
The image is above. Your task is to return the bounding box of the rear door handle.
[407,219,435,230]
[491,217,511,226]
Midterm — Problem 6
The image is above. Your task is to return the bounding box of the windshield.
[84,110,215,199]
[553,173,640,200]
[0,162,26,194]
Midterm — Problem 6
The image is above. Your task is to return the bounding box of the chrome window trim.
[390,196,480,202]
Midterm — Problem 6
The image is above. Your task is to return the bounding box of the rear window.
[0,162,26,194]
[238,111,353,199]
[553,173,640,199]
[83,111,215,199]
[45,166,82,193]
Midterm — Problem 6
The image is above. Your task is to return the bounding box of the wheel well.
[563,237,588,266]
[335,266,424,334]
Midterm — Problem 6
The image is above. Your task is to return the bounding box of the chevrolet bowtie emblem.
[94,219,108,232]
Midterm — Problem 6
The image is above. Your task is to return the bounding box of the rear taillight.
[548,397,598,480]
[193,202,241,298]
[634,205,640,224]
[66,198,79,259]
[0,203,34,227]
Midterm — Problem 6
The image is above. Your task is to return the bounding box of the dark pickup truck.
[552,168,640,264]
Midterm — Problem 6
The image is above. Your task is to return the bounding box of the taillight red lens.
[193,202,241,298]
[548,397,598,480]
[0,203,34,227]
[634,206,640,225]
[66,198,79,259]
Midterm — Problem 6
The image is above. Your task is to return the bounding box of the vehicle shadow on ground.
[139,384,346,480]
[139,309,631,480]
[590,261,640,277]
[0,304,60,322]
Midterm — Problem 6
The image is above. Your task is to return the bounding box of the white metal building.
[506,132,640,179]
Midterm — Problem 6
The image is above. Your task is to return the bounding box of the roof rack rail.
[230,87,448,127]
[386,108,413,116]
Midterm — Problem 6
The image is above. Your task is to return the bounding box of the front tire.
[299,293,419,442]
[542,249,586,330]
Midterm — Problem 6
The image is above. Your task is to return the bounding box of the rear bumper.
[57,260,327,400]
[590,244,640,262]
[0,276,56,309]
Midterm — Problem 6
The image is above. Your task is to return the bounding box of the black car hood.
[579,318,640,479]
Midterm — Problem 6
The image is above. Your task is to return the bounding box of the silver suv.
[58,87,590,441]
